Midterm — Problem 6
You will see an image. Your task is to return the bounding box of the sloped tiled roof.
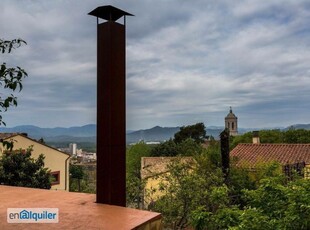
[230,143,310,167]
[0,133,70,156]
[0,133,18,139]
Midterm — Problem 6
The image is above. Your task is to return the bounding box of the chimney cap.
[252,131,259,137]
[88,5,134,21]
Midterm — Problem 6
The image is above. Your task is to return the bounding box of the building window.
[232,122,234,130]
[50,171,60,185]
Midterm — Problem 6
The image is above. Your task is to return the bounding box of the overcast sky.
[1,0,310,130]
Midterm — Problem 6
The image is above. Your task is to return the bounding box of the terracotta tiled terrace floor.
[0,185,161,230]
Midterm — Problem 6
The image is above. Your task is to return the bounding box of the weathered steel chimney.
[89,5,133,206]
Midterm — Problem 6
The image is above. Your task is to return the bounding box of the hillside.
[126,126,181,143]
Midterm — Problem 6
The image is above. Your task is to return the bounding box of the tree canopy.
[174,122,206,144]
[0,147,51,189]
[150,122,207,157]
[126,142,151,208]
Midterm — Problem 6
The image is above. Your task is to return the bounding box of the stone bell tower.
[225,107,238,136]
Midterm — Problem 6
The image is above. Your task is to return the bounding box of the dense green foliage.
[146,143,310,229]
[220,128,230,180]
[150,138,203,157]
[69,164,84,192]
[70,164,84,180]
[150,122,206,157]
[127,123,208,207]
[127,138,205,207]
[0,38,28,126]
[126,142,151,208]
[151,154,225,229]
[0,147,51,189]
[238,177,310,230]
[174,122,206,144]
[69,164,96,193]
[150,139,178,157]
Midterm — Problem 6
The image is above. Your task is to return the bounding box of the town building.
[230,134,310,178]
[0,133,70,191]
[69,143,77,155]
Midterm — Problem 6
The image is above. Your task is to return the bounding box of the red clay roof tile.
[230,143,310,167]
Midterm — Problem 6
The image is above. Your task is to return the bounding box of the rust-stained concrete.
[0,185,161,229]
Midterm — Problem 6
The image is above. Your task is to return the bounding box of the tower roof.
[225,107,237,119]
[88,5,134,21]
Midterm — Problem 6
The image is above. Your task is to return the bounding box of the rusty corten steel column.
[89,5,133,206]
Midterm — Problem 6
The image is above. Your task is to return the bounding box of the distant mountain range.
[0,124,96,138]
[126,126,180,143]
[0,123,309,145]
[283,124,310,130]
[0,125,96,147]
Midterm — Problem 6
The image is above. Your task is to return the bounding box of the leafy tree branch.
[0,38,28,126]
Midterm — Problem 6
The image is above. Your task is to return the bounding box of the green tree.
[151,153,225,229]
[150,138,203,157]
[70,164,85,192]
[190,162,309,230]
[230,132,253,149]
[283,129,310,143]
[126,142,151,208]
[150,122,207,157]
[150,139,178,157]
[174,123,206,144]
[235,177,310,230]
[231,130,283,148]
[220,128,230,180]
[177,138,204,156]
[69,164,96,194]
[0,147,51,189]
[259,129,283,143]
[204,139,221,167]
[0,38,28,126]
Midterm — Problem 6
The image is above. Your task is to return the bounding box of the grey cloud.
[1,0,310,129]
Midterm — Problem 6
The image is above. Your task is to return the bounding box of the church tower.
[225,107,238,136]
